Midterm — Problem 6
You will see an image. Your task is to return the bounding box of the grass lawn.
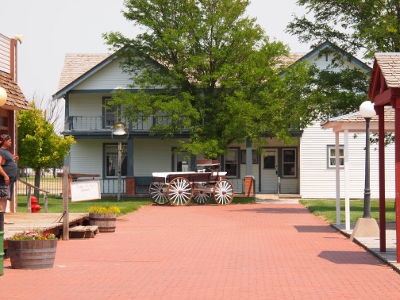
[17,195,256,215]
[300,199,395,223]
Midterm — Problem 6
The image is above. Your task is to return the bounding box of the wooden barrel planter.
[7,239,58,270]
[89,213,117,232]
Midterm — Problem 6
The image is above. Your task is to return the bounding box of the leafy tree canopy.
[284,1,400,120]
[17,102,75,178]
[287,0,400,60]
[104,0,318,158]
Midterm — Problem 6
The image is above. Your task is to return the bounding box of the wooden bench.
[69,225,99,238]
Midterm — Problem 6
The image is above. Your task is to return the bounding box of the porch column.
[376,105,386,252]
[344,129,350,231]
[245,139,255,197]
[125,138,135,195]
[335,132,340,225]
[127,138,133,177]
[246,139,252,176]
[395,106,400,262]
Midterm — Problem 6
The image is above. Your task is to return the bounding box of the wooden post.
[62,166,69,241]
[43,193,48,213]
[27,188,31,213]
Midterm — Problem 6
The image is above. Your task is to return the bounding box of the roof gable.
[295,41,371,72]
[53,53,112,99]
[368,53,400,106]
[53,41,371,100]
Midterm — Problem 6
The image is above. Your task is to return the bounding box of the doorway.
[260,149,278,193]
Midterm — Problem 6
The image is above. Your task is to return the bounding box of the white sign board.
[70,180,101,202]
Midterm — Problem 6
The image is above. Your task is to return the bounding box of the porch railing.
[65,115,179,132]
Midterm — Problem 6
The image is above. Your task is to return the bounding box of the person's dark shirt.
[0,148,18,184]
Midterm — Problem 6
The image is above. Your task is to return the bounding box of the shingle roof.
[0,71,31,110]
[325,107,394,124]
[57,54,110,92]
[374,53,400,88]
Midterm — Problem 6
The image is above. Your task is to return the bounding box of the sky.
[1,0,310,101]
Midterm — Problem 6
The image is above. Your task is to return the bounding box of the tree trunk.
[34,167,41,199]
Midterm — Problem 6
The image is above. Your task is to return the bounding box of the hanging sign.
[70,180,101,202]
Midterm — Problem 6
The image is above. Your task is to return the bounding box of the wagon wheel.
[149,182,169,205]
[167,177,193,206]
[193,187,211,205]
[214,179,234,205]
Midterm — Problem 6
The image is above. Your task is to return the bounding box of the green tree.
[17,102,75,197]
[287,0,400,59]
[103,0,317,158]
[285,1,400,119]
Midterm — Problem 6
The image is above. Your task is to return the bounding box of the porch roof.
[0,71,31,110]
[368,53,400,106]
[321,107,394,133]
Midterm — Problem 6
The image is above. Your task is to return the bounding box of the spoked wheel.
[193,186,211,205]
[214,179,234,205]
[149,182,169,205]
[167,177,193,206]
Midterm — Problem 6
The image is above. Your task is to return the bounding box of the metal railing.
[65,115,180,132]
[17,174,62,196]
[17,179,50,212]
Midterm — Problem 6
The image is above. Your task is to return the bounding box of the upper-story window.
[327,145,344,168]
[103,97,120,129]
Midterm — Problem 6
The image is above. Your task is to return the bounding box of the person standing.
[0,134,18,224]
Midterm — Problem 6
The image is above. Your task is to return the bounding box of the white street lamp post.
[351,100,380,240]
[112,122,128,201]
[359,100,376,218]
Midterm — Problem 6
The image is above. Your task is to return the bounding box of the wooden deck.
[2,213,89,246]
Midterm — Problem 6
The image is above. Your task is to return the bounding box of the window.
[327,145,344,168]
[282,149,296,177]
[103,97,120,129]
[225,149,238,177]
[263,155,275,169]
[105,144,127,177]
[175,152,191,172]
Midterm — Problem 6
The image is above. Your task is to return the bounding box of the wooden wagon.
[149,159,234,206]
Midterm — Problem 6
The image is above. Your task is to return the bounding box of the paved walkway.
[2,202,400,299]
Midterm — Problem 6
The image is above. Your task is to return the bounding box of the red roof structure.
[368,53,400,261]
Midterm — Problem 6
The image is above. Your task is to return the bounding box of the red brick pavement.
[2,203,400,299]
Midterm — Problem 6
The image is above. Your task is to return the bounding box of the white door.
[261,150,278,193]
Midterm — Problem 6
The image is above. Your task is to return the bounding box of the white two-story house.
[53,41,392,199]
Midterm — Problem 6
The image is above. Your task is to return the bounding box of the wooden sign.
[70,180,101,202]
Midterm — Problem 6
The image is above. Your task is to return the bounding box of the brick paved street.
[2,203,400,299]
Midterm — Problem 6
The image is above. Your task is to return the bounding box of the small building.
[0,33,31,211]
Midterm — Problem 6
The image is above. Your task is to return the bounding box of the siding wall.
[69,138,182,177]
[70,139,106,176]
[133,139,180,176]
[0,34,10,74]
[69,94,103,116]
[73,59,138,90]
[300,122,395,199]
